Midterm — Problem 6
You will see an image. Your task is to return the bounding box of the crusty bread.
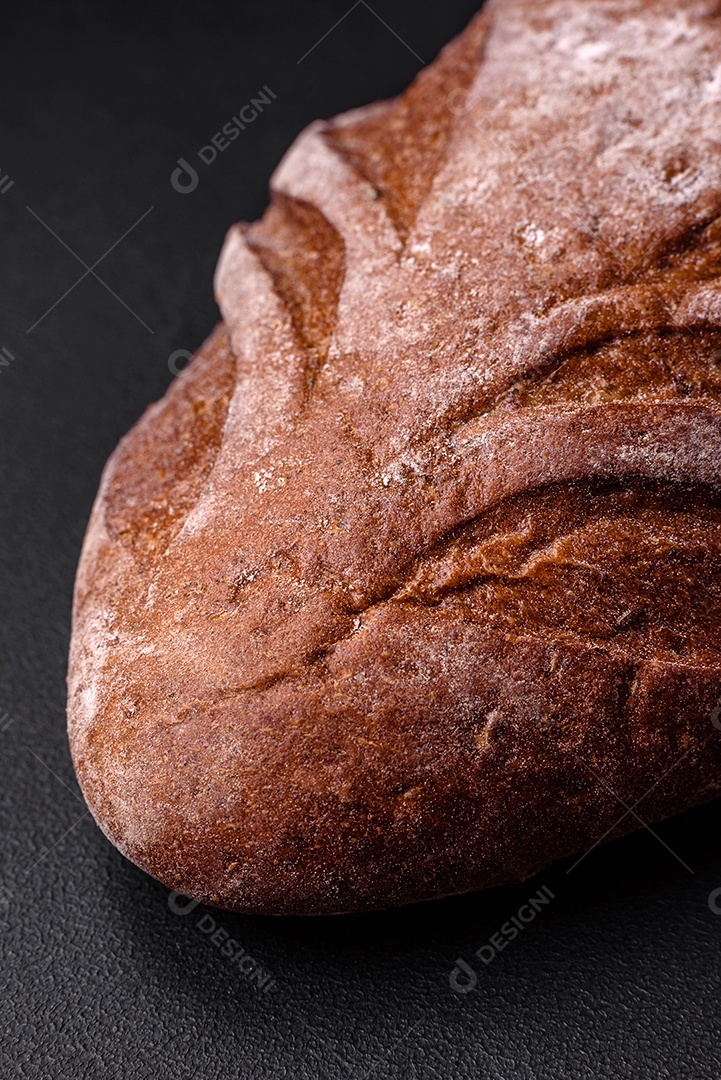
[68,0,721,914]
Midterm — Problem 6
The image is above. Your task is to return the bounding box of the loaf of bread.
[68,0,721,914]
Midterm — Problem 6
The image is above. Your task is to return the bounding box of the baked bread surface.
[68,0,721,914]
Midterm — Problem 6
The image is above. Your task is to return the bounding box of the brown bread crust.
[68,0,721,914]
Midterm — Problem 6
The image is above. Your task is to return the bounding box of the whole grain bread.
[68,0,721,914]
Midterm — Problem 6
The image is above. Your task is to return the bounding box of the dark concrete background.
[1,1,720,1076]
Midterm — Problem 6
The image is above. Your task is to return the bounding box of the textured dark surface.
[1,0,721,1076]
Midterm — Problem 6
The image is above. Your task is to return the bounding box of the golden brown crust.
[68,0,721,914]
